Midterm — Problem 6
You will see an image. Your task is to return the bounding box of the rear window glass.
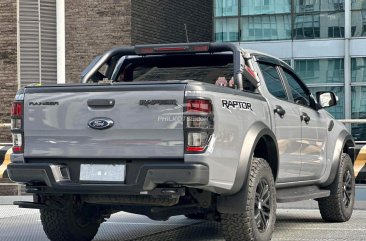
[112,54,254,90]
[132,65,234,85]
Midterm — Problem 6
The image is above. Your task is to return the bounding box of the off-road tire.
[40,201,101,241]
[318,153,355,222]
[220,158,276,241]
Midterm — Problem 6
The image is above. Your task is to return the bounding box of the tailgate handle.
[87,99,115,108]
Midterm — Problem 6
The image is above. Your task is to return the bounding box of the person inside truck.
[215,76,229,87]
[215,76,235,88]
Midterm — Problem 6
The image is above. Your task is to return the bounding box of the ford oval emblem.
[88,118,114,130]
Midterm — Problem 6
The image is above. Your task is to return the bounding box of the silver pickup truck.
[8,42,355,241]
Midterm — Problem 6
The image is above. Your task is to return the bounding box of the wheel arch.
[343,138,355,165]
[321,131,355,187]
[253,134,279,182]
[217,122,278,213]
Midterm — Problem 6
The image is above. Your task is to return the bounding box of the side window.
[283,69,311,107]
[259,63,288,101]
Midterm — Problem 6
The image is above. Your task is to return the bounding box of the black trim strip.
[186,82,266,102]
[24,83,187,93]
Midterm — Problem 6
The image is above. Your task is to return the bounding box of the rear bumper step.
[7,163,209,195]
[13,201,47,209]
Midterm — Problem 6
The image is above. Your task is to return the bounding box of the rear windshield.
[110,54,253,90]
[132,65,233,84]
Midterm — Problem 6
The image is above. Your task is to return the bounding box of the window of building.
[351,0,366,37]
[294,0,345,39]
[19,0,57,86]
[294,58,344,118]
[294,14,320,39]
[294,59,344,84]
[241,0,291,15]
[214,0,346,41]
[215,0,239,17]
[352,57,366,83]
[352,86,366,119]
[351,57,366,140]
[259,63,288,100]
[240,0,291,41]
[215,18,239,42]
[241,14,291,41]
[295,59,319,81]
[352,86,366,140]
[328,26,345,37]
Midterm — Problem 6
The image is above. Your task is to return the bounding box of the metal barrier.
[339,119,366,124]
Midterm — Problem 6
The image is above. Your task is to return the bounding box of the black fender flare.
[321,130,354,187]
[217,122,278,214]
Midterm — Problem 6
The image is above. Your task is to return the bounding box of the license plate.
[80,164,126,182]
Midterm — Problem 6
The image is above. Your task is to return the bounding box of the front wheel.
[318,153,355,222]
[40,197,101,241]
[220,158,276,241]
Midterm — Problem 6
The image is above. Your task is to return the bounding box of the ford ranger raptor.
[8,42,355,241]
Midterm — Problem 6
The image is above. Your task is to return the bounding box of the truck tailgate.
[23,83,185,158]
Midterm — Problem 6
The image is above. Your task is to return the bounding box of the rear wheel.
[318,153,355,222]
[220,158,276,241]
[40,197,101,241]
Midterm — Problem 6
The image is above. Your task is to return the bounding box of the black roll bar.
[81,42,256,90]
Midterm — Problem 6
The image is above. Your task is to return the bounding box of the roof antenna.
[184,24,189,43]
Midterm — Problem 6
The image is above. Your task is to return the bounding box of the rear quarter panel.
[184,83,271,193]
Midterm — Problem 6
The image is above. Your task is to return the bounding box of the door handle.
[274,105,286,117]
[87,99,115,108]
[301,112,311,124]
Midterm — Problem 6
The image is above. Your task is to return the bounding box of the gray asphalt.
[0,206,366,241]
[0,185,366,241]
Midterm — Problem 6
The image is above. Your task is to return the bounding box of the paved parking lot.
[1,205,366,241]
[0,186,365,241]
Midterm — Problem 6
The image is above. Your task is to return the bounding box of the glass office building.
[215,0,366,140]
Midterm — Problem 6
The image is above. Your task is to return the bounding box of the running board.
[276,185,330,203]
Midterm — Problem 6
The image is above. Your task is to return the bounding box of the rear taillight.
[11,102,23,116]
[185,99,213,153]
[11,101,24,153]
[186,99,212,113]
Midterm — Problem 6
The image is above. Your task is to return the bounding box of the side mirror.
[316,91,337,108]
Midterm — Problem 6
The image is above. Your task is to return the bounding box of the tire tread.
[40,207,100,241]
[221,158,276,241]
[318,153,355,222]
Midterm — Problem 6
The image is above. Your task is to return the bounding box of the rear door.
[23,83,186,158]
[258,62,302,183]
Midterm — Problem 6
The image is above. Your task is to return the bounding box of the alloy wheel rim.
[342,170,353,208]
[254,178,271,233]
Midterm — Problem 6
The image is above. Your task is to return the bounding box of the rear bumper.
[7,163,209,195]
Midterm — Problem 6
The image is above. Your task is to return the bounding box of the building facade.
[2,0,366,141]
[0,0,213,142]
[0,1,17,142]
[214,0,366,140]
